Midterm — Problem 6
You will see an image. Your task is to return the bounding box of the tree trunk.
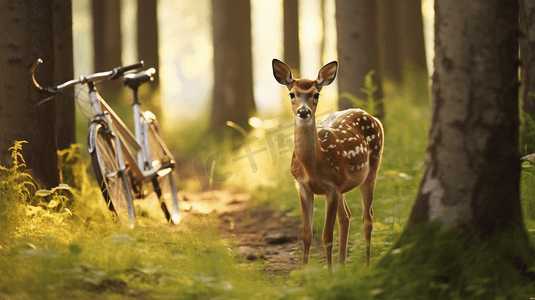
[410,0,523,235]
[335,0,384,119]
[0,0,60,189]
[284,0,300,77]
[397,0,429,104]
[53,0,76,150]
[397,0,428,75]
[375,2,535,296]
[377,0,402,83]
[137,0,162,118]
[521,0,535,115]
[211,0,256,133]
[91,0,122,103]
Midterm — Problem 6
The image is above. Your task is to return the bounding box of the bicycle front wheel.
[89,123,135,224]
[145,113,181,224]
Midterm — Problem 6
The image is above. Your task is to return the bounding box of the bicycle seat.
[123,68,155,89]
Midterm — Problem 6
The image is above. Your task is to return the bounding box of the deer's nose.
[297,108,311,119]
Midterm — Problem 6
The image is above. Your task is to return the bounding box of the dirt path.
[171,156,323,276]
[176,190,323,277]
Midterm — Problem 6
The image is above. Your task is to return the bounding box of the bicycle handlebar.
[30,58,145,93]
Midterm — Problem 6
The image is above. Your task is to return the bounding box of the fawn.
[272,59,384,266]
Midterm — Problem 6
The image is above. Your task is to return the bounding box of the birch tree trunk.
[409,0,523,236]
[375,2,535,296]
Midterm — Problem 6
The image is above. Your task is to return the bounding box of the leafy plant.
[0,141,35,241]
[340,69,380,116]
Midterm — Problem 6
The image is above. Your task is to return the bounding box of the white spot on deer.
[343,151,347,157]
[342,130,347,134]
[363,116,367,120]
[371,123,375,128]
[362,126,365,130]
[366,125,370,129]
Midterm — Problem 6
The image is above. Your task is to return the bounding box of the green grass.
[2,79,535,299]
[0,144,276,299]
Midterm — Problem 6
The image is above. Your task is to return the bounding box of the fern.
[340,70,380,116]
[0,141,35,241]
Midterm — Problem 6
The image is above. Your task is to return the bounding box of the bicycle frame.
[87,82,173,185]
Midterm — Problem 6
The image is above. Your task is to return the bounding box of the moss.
[374,222,535,299]
[282,222,535,300]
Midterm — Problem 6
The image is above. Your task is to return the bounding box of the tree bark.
[137,0,162,118]
[521,0,535,115]
[335,0,384,119]
[410,0,523,237]
[377,0,402,83]
[91,0,122,103]
[0,0,60,189]
[283,0,300,77]
[211,0,256,133]
[397,0,428,76]
[375,3,534,295]
[53,0,76,150]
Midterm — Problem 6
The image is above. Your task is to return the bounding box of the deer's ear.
[272,59,294,88]
[316,61,338,89]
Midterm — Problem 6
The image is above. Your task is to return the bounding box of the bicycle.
[30,59,180,226]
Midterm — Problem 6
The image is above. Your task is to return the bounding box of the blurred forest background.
[74,0,433,128]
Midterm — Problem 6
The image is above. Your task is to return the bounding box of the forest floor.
[174,188,324,277]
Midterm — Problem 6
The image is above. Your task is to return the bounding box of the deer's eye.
[289,92,295,99]
[313,93,320,100]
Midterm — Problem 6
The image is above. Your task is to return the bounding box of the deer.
[272,59,384,267]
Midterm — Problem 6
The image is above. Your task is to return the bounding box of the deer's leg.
[359,169,378,267]
[324,190,340,266]
[299,183,315,265]
[337,194,351,265]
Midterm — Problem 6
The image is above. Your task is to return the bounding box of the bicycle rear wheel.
[89,123,135,224]
[144,113,181,224]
